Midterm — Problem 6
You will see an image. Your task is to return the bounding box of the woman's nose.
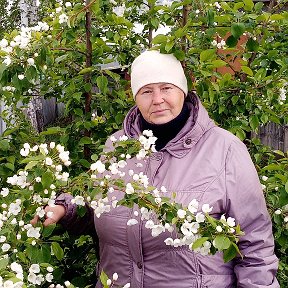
[152,89,164,104]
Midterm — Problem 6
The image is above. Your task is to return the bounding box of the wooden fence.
[255,123,288,152]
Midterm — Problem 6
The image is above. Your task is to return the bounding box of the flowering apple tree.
[0,129,244,287]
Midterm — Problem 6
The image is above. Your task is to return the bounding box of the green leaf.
[42,171,54,189]
[25,161,38,170]
[91,1,101,15]
[151,18,159,29]
[270,14,284,21]
[226,35,238,47]
[173,49,185,61]
[243,0,254,11]
[262,164,282,171]
[285,180,288,193]
[79,159,91,168]
[231,23,245,39]
[0,139,10,151]
[241,66,253,76]
[246,38,259,52]
[79,67,93,75]
[99,271,109,287]
[41,244,52,263]
[211,60,227,68]
[0,257,9,270]
[0,63,7,80]
[249,115,259,131]
[232,96,238,105]
[55,54,68,64]
[74,108,83,116]
[192,237,209,250]
[79,136,92,145]
[115,113,124,125]
[84,83,92,92]
[40,127,63,135]
[26,245,41,262]
[5,162,14,171]
[26,66,37,82]
[152,34,167,45]
[213,235,231,250]
[223,243,238,262]
[42,223,56,238]
[77,205,87,217]
[165,41,174,53]
[96,75,108,93]
[254,2,264,12]
[207,9,215,26]
[200,49,216,62]
[51,242,64,261]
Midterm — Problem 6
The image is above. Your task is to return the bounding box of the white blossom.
[59,13,68,24]
[27,58,35,66]
[56,7,62,13]
[188,199,199,214]
[8,202,21,215]
[46,273,53,282]
[1,243,11,252]
[45,157,53,165]
[262,176,268,181]
[227,217,236,227]
[0,236,6,243]
[216,225,223,233]
[125,183,134,194]
[11,262,23,274]
[0,188,9,197]
[113,5,125,17]
[274,209,281,215]
[164,237,174,245]
[29,264,40,274]
[151,224,165,237]
[0,38,8,48]
[110,136,117,142]
[90,160,106,173]
[71,196,85,206]
[3,56,12,66]
[27,226,41,239]
[177,209,186,219]
[202,204,213,213]
[119,135,128,141]
[195,212,205,223]
[112,273,118,281]
[127,219,138,226]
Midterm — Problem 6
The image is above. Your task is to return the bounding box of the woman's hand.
[30,205,66,226]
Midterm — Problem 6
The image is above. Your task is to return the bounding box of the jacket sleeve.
[55,193,97,240]
[225,140,279,288]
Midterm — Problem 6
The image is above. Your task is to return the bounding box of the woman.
[33,50,279,287]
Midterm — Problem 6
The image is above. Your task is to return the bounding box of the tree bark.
[84,0,92,159]
[19,0,44,132]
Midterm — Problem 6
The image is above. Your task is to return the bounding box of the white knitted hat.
[130,50,188,98]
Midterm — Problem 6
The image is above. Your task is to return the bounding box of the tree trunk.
[19,0,44,132]
[84,0,92,159]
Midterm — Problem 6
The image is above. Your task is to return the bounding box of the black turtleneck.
[140,101,190,151]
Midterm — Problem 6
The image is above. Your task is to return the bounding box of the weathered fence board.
[255,123,288,152]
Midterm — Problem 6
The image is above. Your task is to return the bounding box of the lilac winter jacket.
[57,94,279,288]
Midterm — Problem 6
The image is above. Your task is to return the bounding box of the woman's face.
[135,83,185,125]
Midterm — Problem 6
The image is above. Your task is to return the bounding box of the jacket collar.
[123,93,215,158]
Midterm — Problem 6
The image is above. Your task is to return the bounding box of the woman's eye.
[162,86,172,91]
[142,90,152,94]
